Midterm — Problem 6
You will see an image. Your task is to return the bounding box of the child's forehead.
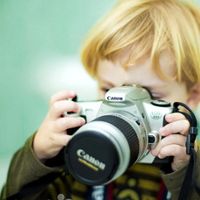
[97,57,164,82]
[97,50,176,77]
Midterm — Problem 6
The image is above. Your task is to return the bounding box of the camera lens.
[64,113,145,185]
[93,115,140,167]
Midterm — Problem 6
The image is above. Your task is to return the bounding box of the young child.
[1,0,200,199]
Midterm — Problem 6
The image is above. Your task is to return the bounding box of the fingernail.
[151,149,158,156]
[70,91,76,96]
[166,114,173,122]
[81,117,86,125]
[159,127,165,136]
[77,105,81,112]
[158,154,162,159]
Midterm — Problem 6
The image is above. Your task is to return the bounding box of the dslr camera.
[64,85,173,185]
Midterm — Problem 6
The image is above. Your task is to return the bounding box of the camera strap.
[172,102,200,200]
[178,148,200,199]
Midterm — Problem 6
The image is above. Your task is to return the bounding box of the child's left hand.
[151,113,197,172]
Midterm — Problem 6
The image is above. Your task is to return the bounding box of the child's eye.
[101,87,111,93]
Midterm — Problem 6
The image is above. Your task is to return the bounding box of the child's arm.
[1,90,85,199]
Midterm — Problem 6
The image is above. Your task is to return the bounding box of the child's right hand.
[33,90,85,164]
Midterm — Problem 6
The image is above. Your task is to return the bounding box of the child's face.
[97,54,189,105]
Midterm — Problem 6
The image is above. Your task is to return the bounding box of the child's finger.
[50,133,73,147]
[50,90,76,107]
[50,100,80,120]
[165,113,187,123]
[151,134,186,157]
[53,117,85,132]
[159,119,190,136]
[159,144,189,171]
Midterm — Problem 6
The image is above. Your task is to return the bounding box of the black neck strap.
[178,148,200,199]
[172,102,200,200]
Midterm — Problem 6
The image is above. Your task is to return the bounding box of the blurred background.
[0,0,118,190]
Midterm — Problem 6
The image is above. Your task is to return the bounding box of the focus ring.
[93,115,139,168]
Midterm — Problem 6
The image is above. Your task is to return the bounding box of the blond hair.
[81,0,200,90]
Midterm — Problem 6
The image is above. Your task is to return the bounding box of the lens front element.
[65,130,119,185]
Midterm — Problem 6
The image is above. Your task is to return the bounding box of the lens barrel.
[64,114,140,185]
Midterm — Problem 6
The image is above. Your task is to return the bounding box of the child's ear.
[186,83,200,110]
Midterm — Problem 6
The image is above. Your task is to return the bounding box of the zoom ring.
[93,115,139,168]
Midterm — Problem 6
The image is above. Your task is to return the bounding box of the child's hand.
[33,90,85,164]
[151,113,197,171]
